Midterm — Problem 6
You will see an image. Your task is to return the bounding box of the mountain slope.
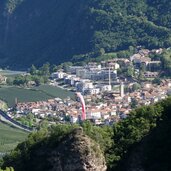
[117,97,171,171]
[0,0,171,68]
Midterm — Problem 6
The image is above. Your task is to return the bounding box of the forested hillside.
[0,0,171,68]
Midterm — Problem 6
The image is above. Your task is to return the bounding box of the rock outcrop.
[49,128,107,171]
[2,127,107,171]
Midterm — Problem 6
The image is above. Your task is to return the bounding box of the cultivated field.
[0,86,52,107]
[35,85,75,100]
[0,121,28,154]
[0,85,75,107]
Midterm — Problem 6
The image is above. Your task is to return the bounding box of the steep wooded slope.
[0,0,171,68]
[117,97,171,171]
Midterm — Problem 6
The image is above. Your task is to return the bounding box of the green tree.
[132,83,141,91]
[13,75,25,86]
[62,62,73,72]
[162,50,171,75]
[29,65,37,75]
[140,63,146,72]
[152,78,161,85]
[39,63,50,76]
[98,48,105,56]
[138,70,144,80]
[32,75,45,86]
[50,64,58,73]
[130,98,138,108]
[126,66,134,77]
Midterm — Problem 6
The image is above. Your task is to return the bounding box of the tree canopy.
[0,0,171,68]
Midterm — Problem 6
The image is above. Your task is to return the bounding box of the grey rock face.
[49,128,107,171]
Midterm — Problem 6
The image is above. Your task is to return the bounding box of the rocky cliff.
[49,128,107,171]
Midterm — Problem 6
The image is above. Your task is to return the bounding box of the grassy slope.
[0,121,28,153]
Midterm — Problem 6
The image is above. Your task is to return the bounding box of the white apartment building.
[51,71,65,79]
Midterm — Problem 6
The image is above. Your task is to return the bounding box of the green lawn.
[0,122,28,153]
[0,85,75,107]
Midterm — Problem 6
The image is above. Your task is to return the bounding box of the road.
[0,110,33,132]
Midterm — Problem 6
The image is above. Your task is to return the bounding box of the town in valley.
[0,47,171,128]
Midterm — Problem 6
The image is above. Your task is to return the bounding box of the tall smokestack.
[120,82,124,97]
[109,67,111,86]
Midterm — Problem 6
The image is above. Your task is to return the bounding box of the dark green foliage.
[130,98,138,108]
[29,65,37,75]
[132,83,141,91]
[152,78,161,85]
[107,104,163,170]
[161,49,171,76]
[2,125,78,171]
[149,48,171,77]
[81,121,114,154]
[13,63,52,86]
[143,98,171,171]
[117,97,171,171]
[0,1,171,68]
